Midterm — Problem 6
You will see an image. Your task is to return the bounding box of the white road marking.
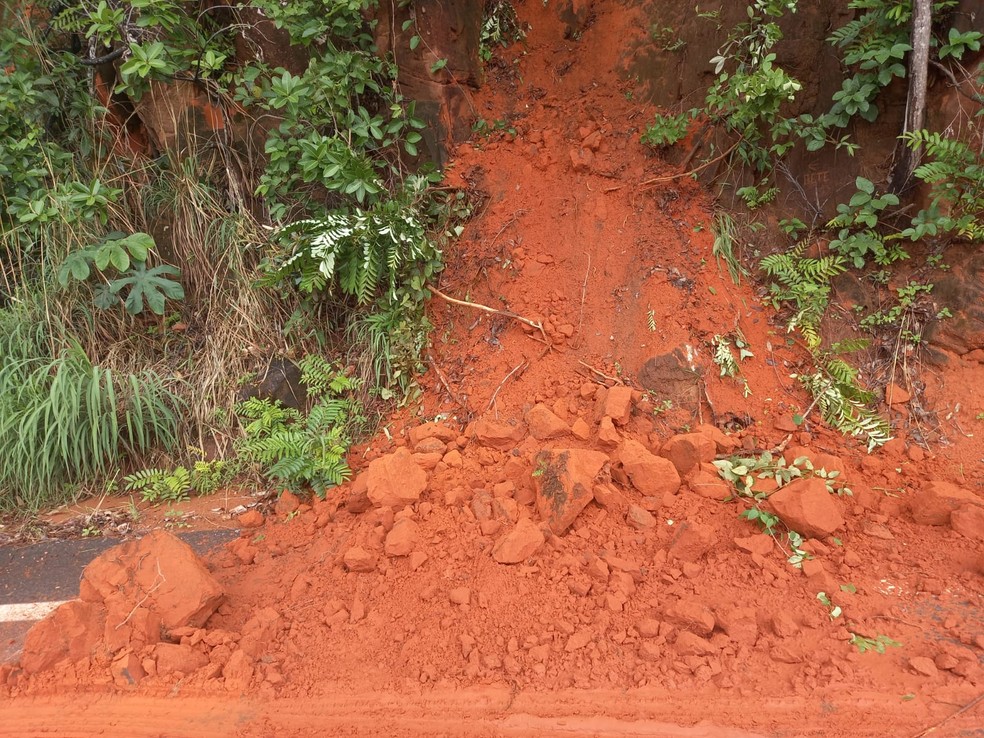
[0,600,70,623]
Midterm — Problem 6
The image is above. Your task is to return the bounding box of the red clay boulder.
[910,481,983,526]
[533,448,610,534]
[616,439,681,498]
[767,478,844,538]
[365,447,427,510]
[80,530,224,632]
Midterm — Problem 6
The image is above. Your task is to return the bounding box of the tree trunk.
[888,0,932,194]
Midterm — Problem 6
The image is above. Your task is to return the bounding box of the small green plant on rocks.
[712,331,754,396]
[850,633,902,654]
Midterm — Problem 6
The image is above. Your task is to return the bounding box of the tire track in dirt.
[3,687,972,737]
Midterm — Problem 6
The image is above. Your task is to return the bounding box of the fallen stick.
[487,358,530,415]
[427,283,549,344]
[912,692,984,737]
[577,360,623,386]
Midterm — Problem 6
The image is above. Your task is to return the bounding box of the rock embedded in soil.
[384,518,419,557]
[665,601,715,637]
[659,433,716,476]
[365,447,427,510]
[345,473,372,514]
[734,534,774,556]
[598,385,634,426]
[526,403,570,440]
[695,424,740,454]
[110,652,146,686]
[237,509,265,528]
[910,480,983,526]
[615,439,681,499]
[571,417,591,440]
[533,448,610,534]
[909,656,938,677]
[950,504,984,540]
[674,631,718,657]
[492,517,546,564]
[636,350,702,415]
[668,521,714,563]
[469,418,527,449]
[152,643,209,676]
[342,546,376,572]
[767,477,844,539]
[408,421,458,448]
[687,468,731,501]
[597,417,621,448]
[275,490,300,517]
[626,504,657,530]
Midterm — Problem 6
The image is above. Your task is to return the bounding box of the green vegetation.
[642,0,983,450]
[0,0,467,513]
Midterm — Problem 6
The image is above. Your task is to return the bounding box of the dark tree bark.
[888,0,932,194]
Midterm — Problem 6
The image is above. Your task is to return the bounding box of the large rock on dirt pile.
[533,448,610,534]
[81,530,224,631]
[365,447,428,510]
[21,531,223,675]
[767,478,844,538]
[615,439,681,499]
[910,480,983,526]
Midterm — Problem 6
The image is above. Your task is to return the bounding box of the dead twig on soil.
[911,692,984,737]
[427,283,549,345]
[427,352,466,411]
[638,140,741,191]
[573,252,591,350]
[487,358,531,416]
[577,360,623,386]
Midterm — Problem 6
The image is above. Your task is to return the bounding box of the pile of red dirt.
[2,1,982,735]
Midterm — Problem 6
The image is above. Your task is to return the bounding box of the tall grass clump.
[0,307,181,513]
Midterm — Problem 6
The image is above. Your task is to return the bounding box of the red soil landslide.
[3,2,983,736]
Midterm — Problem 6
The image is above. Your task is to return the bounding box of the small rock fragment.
[492,517,546,564]
[626,505,656,530]
[343,547,376,572]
